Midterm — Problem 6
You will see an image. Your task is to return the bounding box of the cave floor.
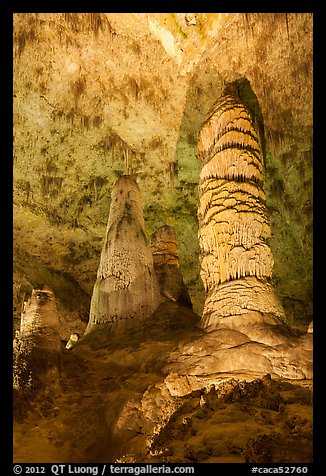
[13,303,313,464]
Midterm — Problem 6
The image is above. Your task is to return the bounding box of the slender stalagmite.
[197,88,285,330]
[85,175,161,334]
[150,225,192,309]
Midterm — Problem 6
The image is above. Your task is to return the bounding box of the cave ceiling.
[13,13,313,330]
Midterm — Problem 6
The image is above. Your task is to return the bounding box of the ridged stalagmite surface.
[19,286,61,347]
[150,225,192,309]
[197,92,285,330]
[150,225,179,268]
[85,175,161,334]
[13,286,61,391]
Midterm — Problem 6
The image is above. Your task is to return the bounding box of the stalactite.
[123,146,133,175]
[197,90,285,329]
[243,13,251,44]
[169,162,175,191]
[285,13,290,41]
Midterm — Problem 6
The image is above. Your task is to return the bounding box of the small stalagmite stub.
[19,286,60,346]
[13,285,61,392]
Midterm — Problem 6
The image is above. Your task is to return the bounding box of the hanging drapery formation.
[85,175,161,335]
[197,89,285,330]
[150,225,193,309]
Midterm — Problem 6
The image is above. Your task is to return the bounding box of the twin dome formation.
[14,91,313,394]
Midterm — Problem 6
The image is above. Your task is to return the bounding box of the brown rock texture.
[13,302,312,464]
[164,327,313,381]
[85,175,161,334]
[150,224,179,267]
[144,375,313,464]
[197,91,285,331]
[150,225,192,308]
[13,286,61,392]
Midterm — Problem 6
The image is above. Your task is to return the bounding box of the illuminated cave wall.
[13,13,313,332]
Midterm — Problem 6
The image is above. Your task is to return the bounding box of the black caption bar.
[10,463,316,476]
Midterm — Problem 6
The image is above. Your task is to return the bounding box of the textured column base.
[200,276,288,344]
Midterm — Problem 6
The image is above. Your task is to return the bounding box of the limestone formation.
[150,225,192,309]
[164,327,313,381]
[13,286,61,392]
[19,286,61,345]
[66,332,80,350]
[85,175,161,334]
[197,90,285,334]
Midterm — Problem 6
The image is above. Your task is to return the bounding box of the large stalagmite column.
[85,175,161,334]
[197,90,285,331]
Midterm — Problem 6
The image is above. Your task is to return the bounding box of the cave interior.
[13,13,313,464]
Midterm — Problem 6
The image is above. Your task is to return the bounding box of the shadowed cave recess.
[13,13,313,464]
